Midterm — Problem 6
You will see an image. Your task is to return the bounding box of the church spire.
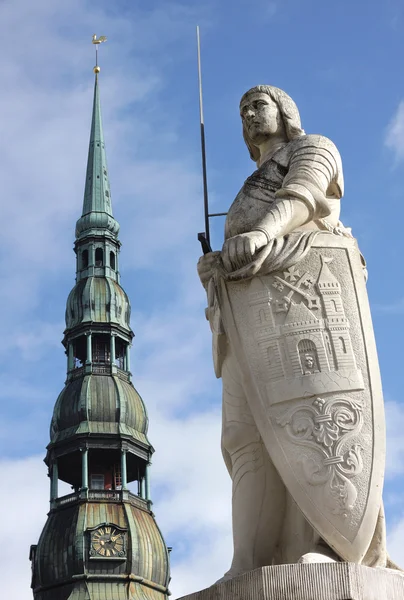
[76,68,119,240]
[30,40,171,600]
[84,72,113,216]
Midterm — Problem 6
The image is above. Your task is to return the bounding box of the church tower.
[29,63,171,600]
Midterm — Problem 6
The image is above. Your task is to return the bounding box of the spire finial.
[92,34,107,74]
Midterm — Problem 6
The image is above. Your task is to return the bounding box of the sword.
[196,26,227,255]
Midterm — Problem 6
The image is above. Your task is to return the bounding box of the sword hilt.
[198,232,212,255]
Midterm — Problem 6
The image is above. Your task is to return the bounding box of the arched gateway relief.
[298,339,320,374]
[248,255,364,405]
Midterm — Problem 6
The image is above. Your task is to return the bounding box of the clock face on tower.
[89,524,127,559]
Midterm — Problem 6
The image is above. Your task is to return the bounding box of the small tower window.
[339,336,347,354]
[81,249,89,269]
[115,339,126,370]
[90,474,105,490]
[95,248,104,267]
[110,251,116,270]
[73,336,86,368]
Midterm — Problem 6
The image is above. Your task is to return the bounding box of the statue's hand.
[222,231,268,272]
[197,251,221,289]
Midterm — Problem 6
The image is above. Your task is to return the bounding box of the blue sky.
[1,0,404,596]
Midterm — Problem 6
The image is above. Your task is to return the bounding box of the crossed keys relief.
[271,265,319,312]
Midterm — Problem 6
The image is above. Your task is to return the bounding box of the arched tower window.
[115,338,126,370]
[95,248,104,267]
[330,299,337,312]
[110,251,116,270]
[298,339,320,374]
[73,336,86,368]
[93,334,110,364]
[81,249,88,269]
[339,336,347,354]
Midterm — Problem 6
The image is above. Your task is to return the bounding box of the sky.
[1,0,404,597]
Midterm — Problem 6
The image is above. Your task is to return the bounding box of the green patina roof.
[50,375,149,445]
[76,74,119,239]
[65,276,132,332]
[33,502,170,600]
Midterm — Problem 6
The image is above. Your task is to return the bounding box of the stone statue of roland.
[198,85,400,582]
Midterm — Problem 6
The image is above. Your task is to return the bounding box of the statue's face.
[305,354,314,369]
[240,92,281,145]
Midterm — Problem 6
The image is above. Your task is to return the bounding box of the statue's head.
[304,354,314,369]
[240,85,304,161]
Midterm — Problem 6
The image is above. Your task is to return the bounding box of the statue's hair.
[240,85,305,161]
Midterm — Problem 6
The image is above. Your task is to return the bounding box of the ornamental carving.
[277,396,364,516]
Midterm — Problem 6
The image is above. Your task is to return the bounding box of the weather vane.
[92,34,107,74]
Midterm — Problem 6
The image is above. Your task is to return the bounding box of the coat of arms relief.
[248,255,365,517]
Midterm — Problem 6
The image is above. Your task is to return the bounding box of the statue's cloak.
[214,232,385,563]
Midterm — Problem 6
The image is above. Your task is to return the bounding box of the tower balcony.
[68,363,131,382]
[53,488,150,512]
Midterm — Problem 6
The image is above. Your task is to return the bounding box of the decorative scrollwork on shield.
[277,396,363,517]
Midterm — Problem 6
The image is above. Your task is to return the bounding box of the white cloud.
[373,298,404,314]
[8,321,63,362]
[149,409,233,597]
[385,400,404,478]
[385,100,404,163]
[170,531,233,598]
[0,456,49,598]
[388,513,404,566]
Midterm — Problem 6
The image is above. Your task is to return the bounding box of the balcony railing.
[56,491,80,506]
[70,366,85,380]
[116,368,130,382]
[52,489,149,511]
[88,489,120,501]
[68,364,130,380]
[92,363,112,375]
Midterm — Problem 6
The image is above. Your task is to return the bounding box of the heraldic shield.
[216,232,385,563]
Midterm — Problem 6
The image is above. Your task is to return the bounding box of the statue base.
[178,563,404,600]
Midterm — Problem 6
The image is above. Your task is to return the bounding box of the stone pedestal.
[178,564,404,600]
